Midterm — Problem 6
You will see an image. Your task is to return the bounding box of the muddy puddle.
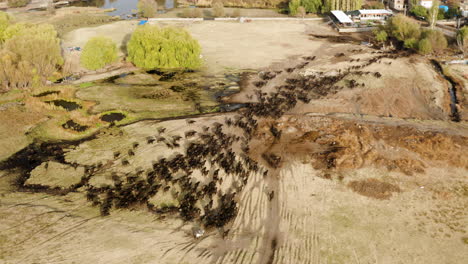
[101,112,126,123]
[62,120,89,132]
[46,100,82,111]
[33,90,60,97]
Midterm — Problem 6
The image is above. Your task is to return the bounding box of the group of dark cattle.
[6,50,397,230]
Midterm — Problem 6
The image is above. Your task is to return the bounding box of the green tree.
[428,0,440,29]
[322,0,362,12]
[301,0,323,13]
[80,36,118,70]
[0,23,62,90]
[456,26,468,56]
[127,25,202,70]
[387,14,421,43]
[418,38,432,54]
[420,29,447,53]
[374,30,388,43]
[137,0,158,18]
[289,0,301,15]
[410,5,428,18]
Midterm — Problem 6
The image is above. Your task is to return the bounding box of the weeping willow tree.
[127,25,202,70]
[0,23,63,91]
[323,0,362,12]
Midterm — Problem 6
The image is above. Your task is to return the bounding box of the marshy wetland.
[0,13,467,264]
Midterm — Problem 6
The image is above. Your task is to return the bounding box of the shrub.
[80,36,118,70]
[137,0,158,18]
[403,38,419,49]
[420,29,447,54]
[0,23,62,90]
[374,30,387,43]
[456,26,468,56]
[7,0,30,8]
[410,5,428,18]
[127,25,202,70]
[387,15,421,43]
[418,38,432,54]
[296,6,306,18]
[232,9,241,17]
[181,8,203,18]
[212,1,225,17]
[289,0,300,15]
[0,11,12,43]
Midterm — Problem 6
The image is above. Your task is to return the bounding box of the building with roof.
[330,10,355,27]
[387,0,405,10]
[347,9,394,21]
[418,0,434,8]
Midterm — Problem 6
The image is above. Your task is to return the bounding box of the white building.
[419,0,433,8]
[347,9,394,21]
[330,10,354,26]
[387,0,405,10]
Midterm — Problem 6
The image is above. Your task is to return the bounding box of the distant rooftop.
[357,9,393,15]
[331,10,353,23]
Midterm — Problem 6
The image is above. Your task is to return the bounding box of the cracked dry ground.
[1,51,467,264]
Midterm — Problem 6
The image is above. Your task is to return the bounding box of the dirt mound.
[348,178,401,199]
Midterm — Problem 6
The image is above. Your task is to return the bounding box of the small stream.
[430,60,461,122]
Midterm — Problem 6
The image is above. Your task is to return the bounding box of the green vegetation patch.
[81,36,118,70]
[127,25,202,70]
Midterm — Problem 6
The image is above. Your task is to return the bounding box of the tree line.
[289,0,363,15]
[0,10,203,92]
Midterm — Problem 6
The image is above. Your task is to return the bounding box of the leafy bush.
[296,6,306,17]
[137,0,158,18]
[374,30,387,43]
[127,25,202,70]
[290,0,323,14]
[0,23,63,90]
[7,0,30,8]
[403,38,419,49]
[80,36,118,70]
[289,0,301,15]
[0,11,12,43]
[410,5,428,18]
[456,26,468,56]
[418,38,432,54]
[212,1,225,17]
[181,8,203,18]
[386,15,421,43]
[420,29,447,54]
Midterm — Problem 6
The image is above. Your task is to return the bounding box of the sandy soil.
[62,20,329,75]
[1,18,467,264]
[1,113,467,263]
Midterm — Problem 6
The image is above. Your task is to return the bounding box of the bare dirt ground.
[62,20,329,75]
[1,113,467,263]
[1,19,467,264]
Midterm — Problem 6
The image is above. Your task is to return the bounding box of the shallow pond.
[62,120,89,132]
[72,0,178,17]
[101,112,126,123]
[46,100,82,111]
